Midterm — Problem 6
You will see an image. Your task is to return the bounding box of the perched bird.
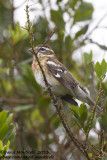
[29,45,100,112]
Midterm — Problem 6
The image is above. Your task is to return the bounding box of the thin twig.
[1,97,36,105]
[85,78,102,146]
[85,12,107,38]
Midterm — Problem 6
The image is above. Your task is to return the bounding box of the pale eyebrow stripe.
[41,47,50,51]
[41,47,54,53]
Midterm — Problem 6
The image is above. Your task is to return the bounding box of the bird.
[29,45,100,113]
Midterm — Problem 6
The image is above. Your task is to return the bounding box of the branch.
[1,97,36,105]
[85,78,102,146]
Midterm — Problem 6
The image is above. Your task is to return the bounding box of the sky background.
[14,0,107,63]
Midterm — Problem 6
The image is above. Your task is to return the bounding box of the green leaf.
[79,104,88,123]
[51,116,60,129]
[0,123,8,140]
[94,62,102,78]
[6,113,13,124]
[0,140,10,157]
[67,0,80,10]
[95,60,107,79]
[74,25,88,40]
[3,125,15,141]
[101,59,107,78]
[51,6,65,30]
[99,113,107,132]
[9,23,28,44]
[0,111,15,145]
[71,106,79,117]
[3,141,10,154]
[72,0,79,9]
[71,106,81,125]
[65,35,72,52]
[74,2,94,24]
[31,109,44,126]
[0,140,3,151]
[0,111,8,126]
[84,51,92,65]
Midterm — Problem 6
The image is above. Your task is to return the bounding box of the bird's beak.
[29,48,33,53]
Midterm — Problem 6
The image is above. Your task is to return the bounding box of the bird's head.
[29,45,56,59]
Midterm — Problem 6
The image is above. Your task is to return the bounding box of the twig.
[85,12,107,38]
[85,78,102,146]
[99,127,104,155]
[1,97,36,105]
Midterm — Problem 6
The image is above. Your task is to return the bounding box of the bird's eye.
[40,47,46,52]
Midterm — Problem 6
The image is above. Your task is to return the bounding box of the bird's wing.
[47,58,101,115]
[46,58,79,97]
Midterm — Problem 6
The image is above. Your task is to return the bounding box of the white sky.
[14,0,107,63]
